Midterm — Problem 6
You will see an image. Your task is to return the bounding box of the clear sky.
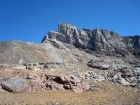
[0,0,140,43]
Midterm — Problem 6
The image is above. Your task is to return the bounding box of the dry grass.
[0,81,140,105]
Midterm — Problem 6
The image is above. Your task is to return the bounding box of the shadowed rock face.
[42,22,140,59]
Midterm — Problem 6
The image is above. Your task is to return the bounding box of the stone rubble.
[0,69,105,93]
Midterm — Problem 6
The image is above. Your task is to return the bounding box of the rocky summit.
[0,22,140,105]
[42,22,140,59]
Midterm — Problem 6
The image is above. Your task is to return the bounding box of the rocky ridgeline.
[42,22,140,59]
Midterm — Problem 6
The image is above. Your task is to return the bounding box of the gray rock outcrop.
[87,59,131,70]
[42,22,140,59]
[1,77,31,93]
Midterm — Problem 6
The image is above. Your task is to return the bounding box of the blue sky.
[0,0,140,43]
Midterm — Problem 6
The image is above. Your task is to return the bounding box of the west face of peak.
[42,23,140,59]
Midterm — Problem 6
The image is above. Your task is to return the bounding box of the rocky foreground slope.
[0,22,140,104]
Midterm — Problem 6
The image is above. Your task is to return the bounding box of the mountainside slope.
[0,40,96,64]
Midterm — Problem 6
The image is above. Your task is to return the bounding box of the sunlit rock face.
[42,22,140,59]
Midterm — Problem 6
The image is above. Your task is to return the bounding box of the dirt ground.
[0,81,140,105]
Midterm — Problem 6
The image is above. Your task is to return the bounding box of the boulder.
[87,60,110,70]
[71,82,90,93]
[138,75,140,81]
[113,72,130,85]
[79,71,104,82]
[29,74,48,91]
[1,77,31,93]
[130,81,138,87]
[50,83,65,91]
[113,72,122,79]
[27,74,33,79]
[88,59,131,71]
[137,84,140,89]
[71,86,82,93]
[52,75,69,84]
[90,85,99,91]
[116,78,130,85]
[70,75,81,84]
[27,66,37,71]
[120,70,134,78]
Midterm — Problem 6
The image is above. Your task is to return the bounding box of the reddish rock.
[1,73,91,93]
[71,86,82,93]
[71,82,90,93]
[81,82,90,91]
[50,83,65,91]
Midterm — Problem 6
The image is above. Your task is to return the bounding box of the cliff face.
[42,22,140,58]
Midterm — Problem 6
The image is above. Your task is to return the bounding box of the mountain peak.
[42,23,140,59]
[58,22,77,30]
